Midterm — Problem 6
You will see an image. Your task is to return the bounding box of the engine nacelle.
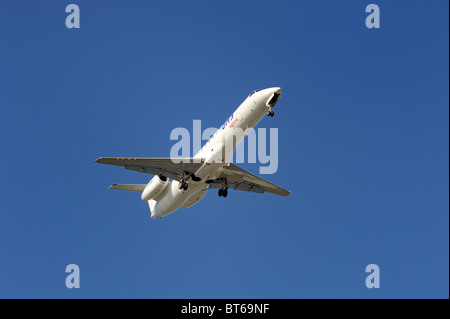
[141,175,169,201]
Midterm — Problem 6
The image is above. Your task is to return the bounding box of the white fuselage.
[148,87,282,218]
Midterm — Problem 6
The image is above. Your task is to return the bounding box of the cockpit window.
[249,89,261,97]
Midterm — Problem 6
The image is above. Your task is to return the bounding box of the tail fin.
[148,200,158,218]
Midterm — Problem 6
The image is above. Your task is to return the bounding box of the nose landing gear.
[267,109,274,117]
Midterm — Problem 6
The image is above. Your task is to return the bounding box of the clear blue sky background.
[0,0,448,298]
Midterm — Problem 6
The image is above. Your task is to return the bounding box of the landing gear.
[178,181,189,190]
[267,110,274,117]
[178,171,193,191]
[218,188,228,197]
[217,178,229,197]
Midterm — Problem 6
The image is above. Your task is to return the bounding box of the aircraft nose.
[264,87,281,95]
[265,87,282,107]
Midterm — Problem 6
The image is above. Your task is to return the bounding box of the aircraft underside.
[96,87,289,218]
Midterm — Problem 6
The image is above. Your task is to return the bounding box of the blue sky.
[0,0,448,298]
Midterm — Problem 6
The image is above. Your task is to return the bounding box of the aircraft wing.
[210,164,290,197]
[95,157,203,181]
[96,157,290,196]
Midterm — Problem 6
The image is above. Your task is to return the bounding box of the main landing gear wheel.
[178,181,189,190]
[179,171,193,191]
[267,110,274,117]
[218,188,228,197]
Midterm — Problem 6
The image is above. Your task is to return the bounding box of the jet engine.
[141,175,169,201]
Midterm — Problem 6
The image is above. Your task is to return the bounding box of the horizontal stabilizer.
[109,184,146,192]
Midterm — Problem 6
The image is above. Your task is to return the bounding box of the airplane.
[95,87,290,218]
